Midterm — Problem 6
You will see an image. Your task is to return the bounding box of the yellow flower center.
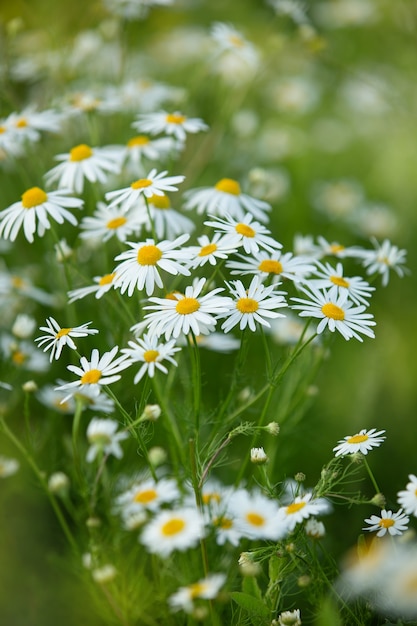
[235,223,255,238]
[286,501,306,515]
[148,193,170,209]
[378,518,395,529]
[137,245,162,266]
[189,583,208,599]
[330,244,345,254]
[98,273,116,286]
[12,350,27,365]
[134,488,158,504]
[236,297,259,314]
[143,349,159,363]
[199,243,217,257]
[321,303,345,321]
[258,259,283,274]
[81,369,102,384]
[15,118,27,128]
[202,492,222,505]
[161,517,186,536]
[176,297,200,315]
[0,126,5,134]
[246,512,265,527]
[21,187,48,209]
[215,178,241,195]
[165,113,186,125]
[11,276,25,288]
[215,516,233,530]
[127,135,150,147]
[131,178,152,190]
[69,144,93,161]
[229,34,244,47]
[56,328,71,339]
[106,216,127,230]
[330,275,350,288]
[347,434,369,444]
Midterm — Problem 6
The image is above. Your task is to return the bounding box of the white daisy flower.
[277,609,302,626]
[315,236,364,259]
[35,317,99,362]
[144,193,195,240]
[228,489,287,540]
[183,177,271,222]
[86,417,129,463]
[278,493,328,532]
[250,447,268,464]
[105,169,185,210]
[140,507,205,557]
[0,186,83,243]
[397,474,417,516]
[359,238,408,287]
[169,573,226,614]
[333,428,386,457]
[0,121,25,158]
[116,477,180,516]
[112,234,191,297]
[143,277,231,341]
[293,233,322,258]
[123,135,178,172]
[308,261,375,305]
[186,233,239,269]
[1,335,50,372]
[132,110,208,143]
[227,250,315,283]
[291,286,376,341]
[210,22,259,71]
[67,272,118,303]
[44,143,121,194]
[55,346,131,400]
[3,107,65,144]
[103,0,174,21]
[305,517,326,539]
[0,269,56,306]
[191,332,240,353]
[121,333,180,383]
[12,314,36,339]
[79,201,145,242]
[37,384,115,415]
[204,213,282,255]
[363,509,409,537]
[220,275,287,333]
[0,455,20,478]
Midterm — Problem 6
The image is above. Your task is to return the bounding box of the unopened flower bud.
[371,492,386,508]
[48,471,70,496]
[305,518,325,539]
[148,446,167,467]
[297,575,311,588]
[86,516,101,528]
[140,404,161,422]
[22,380,38,393]
[278,609,302,625]
[54,238,73,262]
[12,314,36,338]
[265,421,280,436]
[294,472,305,483]
[251,447,268,464]
[92,564,117,584]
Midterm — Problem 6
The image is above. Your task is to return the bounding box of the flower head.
[35,317,98,362]
[397,474,417,516]
[333,428,386,457]
[121,333,180,383]
[132,110,208,143]
[106,169,185,210]
[205,213,282,255]
[359,238,408,286]
[363,509,409,537]
[278,493,328,532]
[169,573,226,614]
[140,507,205,557]
[86,418,129,462]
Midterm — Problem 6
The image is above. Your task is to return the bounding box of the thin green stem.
[363,457,381,495]
[188,331,201,431]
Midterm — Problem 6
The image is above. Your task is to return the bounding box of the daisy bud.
[265,421,280,436]
[0,455,20,477]
[22,380,38,393]
[82,552,93,569]
[192,607,209,621]
[251,447,268,464]
[48,471,70,496]
[297,575,311,588]
[86,516,101,528]
[148,446,167,466]
[294,472,306,483]
[92,564,117,584]
[140,404,161,422]
[238,387,253,403]
[278,609,302,626]
[12,314,36,338]
[305,518,325,539]
[370,492,386,508]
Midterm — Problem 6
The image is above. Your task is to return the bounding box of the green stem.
[151,376,185,469]
[363,457,381,495]
[188,331,201,431]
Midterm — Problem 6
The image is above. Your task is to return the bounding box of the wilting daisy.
[291,286,376,341]
[86,418,129,462]
[278,493,329,532]
[308,261,375,305]
[228,489,287,540]
[227,250,315,284]
[79,202,145,242]
[132,110,208,143]
[140,507,205,557]
[116,477,180,517]
[186,233,239,268]
[169,573,226,614]
[0,187,83,243]
[106,169,185,210]
[44,143,121,194]
[183,177,271,222]
[397,474,417,516]
[121,333,181,383]
[220,275,287,333]
[143,277,231,341]
[358,238,408,287]
[144,193,195,240]
[56,346,131,400]
[333,428,386,457]
[205,213,282,255]
[363,509,409,537]
[112,234,191,297]
[67,272,118,303]
[35,317,99,362]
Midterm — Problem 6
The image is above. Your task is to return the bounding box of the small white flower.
[186,233,239,269]
[359,238,408,287]
[132,110,208,143]
[35,317,99,362]
[308,261,375,305]
[92,564,118,584]
[278,493,328,532]
[67,272,118,303]
[169,573,226,614]
[140,507,205,557]
[363,509,409,537]
[277,608,302,626]
[205,213,282,255]
[86,418,128,462]
[79,201,145,242]
[228,489,287,540]
[305,518,325,539]
[250,447,268,464]
[227,250,315,284]
[116,477,180,516]
[121,333,180,383]
[12,314,36,339]
[333,428,386,457]
[106,169,185,210]
[397,474,417,516]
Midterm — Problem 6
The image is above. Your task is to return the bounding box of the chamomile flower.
[67,272,118,303]
[333,428,386,457]
[363,509,409,537]
[45,143,121,194]
[291,286,376,341]
[1,336,50,372]
[144,193,195,240]
[116,477,180,517]
[143,277,231,341]
[140,507,205,557]
[359,238,408,287]
[106,169,185,210]
[210,23,259,76]
[86,418,129,462]
[220,275,287,333]
[183,177,271,222]
[308,261,375,305]
[56,346,131,400]
[186,233,239,268]
[122,135,178,175]
[121,333,180,383]
[4,107,64,144]
[35,317,99,362]
[315,235,356,259]
[205,213,282,255]
[397,474,417,516]
[79,202,145,242]
[277,609,302,626]
[132,110,208,143]
[37,384,115,415]
[228,489,287,540]
[0,187,83,243]
[169,573,226,614]
[279,493,328,532]
[227,250,315,283]
[112,234,191,297]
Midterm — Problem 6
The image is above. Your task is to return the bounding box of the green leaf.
[242,574,263,601]
[315,596,343,626]
[230,591,270,625]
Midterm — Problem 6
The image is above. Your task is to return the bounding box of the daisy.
[37,384,115,415]
[220,275,287,333]
[132,110,208,143]
[140,507,205,557]
[55,346,131,400]
[0,268,57,306]
[1,335,50,372]
[227,250,315,283]
[121,333,181,383]
[144,193,195,240]
[44,143,121,194]
[143,277,231,341]
[183,177,271,222]
[67,272,118,303]
[112,234,191,297]
[333,428,386,457]
[278,493,329,532]
[103,0,174,21]
[116,477,180,516]
[79,201,145,242]
[86,418,129,462]
[359,238,408,287]
[315,235,365,259]
[186,233,239,269]
[277,609,302,626]
[397,474,417,516]
[105,169,185,210]
[228,489,287,540]
[308,261,375,305]
[122,135,178,174]
[192,332,240,353]
[291,286,376,341]
[205,213,282,255]
[0,187,83,243]
[210,22,259,70]
[168,573,226,614]
[35,317,99,362]
[363,509,409,537]
[3,108,63,145]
